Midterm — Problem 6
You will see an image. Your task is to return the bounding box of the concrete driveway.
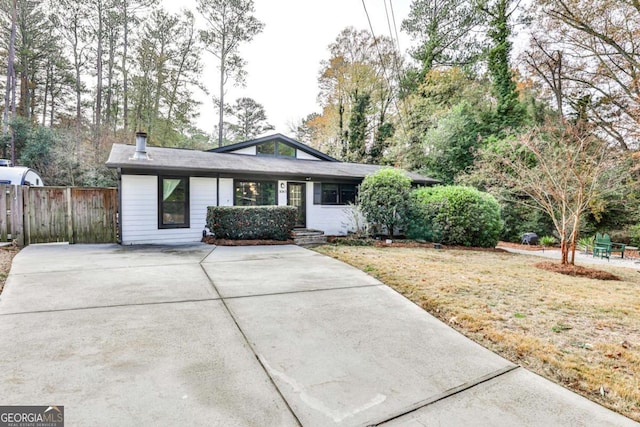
[0,244,636,426]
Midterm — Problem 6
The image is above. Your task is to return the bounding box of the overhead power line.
[361,0,408,138]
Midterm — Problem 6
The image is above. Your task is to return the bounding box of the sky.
[164,0,413,137]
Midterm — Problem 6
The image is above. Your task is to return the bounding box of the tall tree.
[478,0,524,127]
[314,27,401,161]
[292,112,321,145]
[196,0,264,147]
[402,0,483,78]
[130,8,203,146]
[14,0,52,122]
[347,90,370,162]
[226,97,273,142]
[478,123,624,265]
[396,67,489,176]
[526,0,640,150]
[523,35,565,119]
[87,0,116,132]
[2,0,17,163]
[118,0,158,131]
[51,0,90,127]
[40,15,74,126]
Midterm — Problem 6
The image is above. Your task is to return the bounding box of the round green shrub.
[358,168,412,237]
[408,185,503,247]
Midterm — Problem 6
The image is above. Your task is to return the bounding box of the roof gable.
[208,133,339,162]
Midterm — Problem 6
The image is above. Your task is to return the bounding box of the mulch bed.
[534,261,621,281]
[499,241,626,280]
[201,236,294,246]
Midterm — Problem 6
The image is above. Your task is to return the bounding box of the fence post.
[11,186,24,246]
[66,187,74,244]
[0,185,7,242]
[23,186,30,246]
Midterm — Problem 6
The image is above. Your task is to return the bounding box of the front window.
[159,176,189,228]
[316,183,357,205]
[340,185,357,204]
[321,184,339,204]
[234,181,277,206]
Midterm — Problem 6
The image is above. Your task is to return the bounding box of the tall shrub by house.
[408,186,502,247]
[357,168,412,237]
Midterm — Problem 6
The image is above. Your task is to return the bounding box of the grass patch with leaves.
[314,245,640,421]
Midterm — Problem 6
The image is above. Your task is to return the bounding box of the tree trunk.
[338,101,345,157]
[3,0,16,132]
[151,42,166,137]
[554,51,563,119]
[3,0,17,164]
[29,70,37,120]
[122,0,129,131]
[95,0,103,130]
[50,86,55,126]
[73,24,82,127]
[106,24,115,129]
[218,47,225,147]
[42,55,52,126]
[165,33,192,142]
[18,4,27,120]
[559,217,568,264]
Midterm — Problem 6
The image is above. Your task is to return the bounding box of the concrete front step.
[292,229,327,246]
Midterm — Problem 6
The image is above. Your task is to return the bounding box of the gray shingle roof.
[106,144,439,184]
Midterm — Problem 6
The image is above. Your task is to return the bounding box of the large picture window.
[314,183,357,205]
[234,181,277,206]
[159,176,189,228]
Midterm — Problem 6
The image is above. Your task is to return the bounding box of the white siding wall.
[277,180,287,205]
[304,182,356,235]
[190,177,217,232]
[229,146,256,155]
[121,175,358,243]
[219,178,234,206]
[120,175,217,245]
[296,151,321,161]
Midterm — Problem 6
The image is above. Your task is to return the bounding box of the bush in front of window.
[206,206,297,240]
[407,185,503,247]
[357,168,413,237]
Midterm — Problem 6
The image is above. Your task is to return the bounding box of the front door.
[287,182,306,228]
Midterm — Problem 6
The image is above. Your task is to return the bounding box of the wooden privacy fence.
[0,185,118,246]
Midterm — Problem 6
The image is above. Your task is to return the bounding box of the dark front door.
[287,182,306,228]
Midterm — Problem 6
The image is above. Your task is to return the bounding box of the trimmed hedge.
[206,206,297,240]
[407,186,503,247]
